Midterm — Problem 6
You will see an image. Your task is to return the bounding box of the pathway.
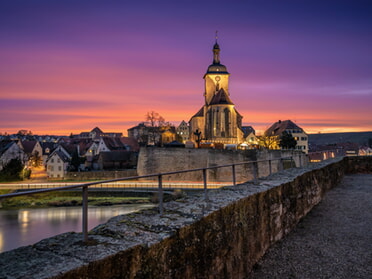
[247,174,372,279]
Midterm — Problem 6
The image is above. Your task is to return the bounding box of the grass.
[0,191,151,209]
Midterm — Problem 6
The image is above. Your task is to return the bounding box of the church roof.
[191,106,204,118]
[206,41,229,75]
[206,63,228,74]
[209,88,234,105]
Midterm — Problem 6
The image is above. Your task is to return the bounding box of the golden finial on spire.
[215,30,218,43]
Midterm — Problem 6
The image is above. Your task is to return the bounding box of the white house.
[46,146,71,179]
[176,120,190,143]
[0,141,27,171]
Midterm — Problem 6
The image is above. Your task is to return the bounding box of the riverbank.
[0,190,154,209]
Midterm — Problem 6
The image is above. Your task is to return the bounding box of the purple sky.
[0,0,371,135]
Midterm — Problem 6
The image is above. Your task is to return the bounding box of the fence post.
[158,174,163,215]
[203,168,208,201]
[232,164,236,186]
[82,185,88,243]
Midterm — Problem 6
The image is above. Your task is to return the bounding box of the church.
[189,39,244,146]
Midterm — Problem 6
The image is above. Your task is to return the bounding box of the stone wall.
[64,169,137,181]
[1,156,370,279]
[137,147,308,182]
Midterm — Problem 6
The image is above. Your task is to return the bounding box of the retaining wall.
[64,169,137,181]
[0,157,371,279]
[137,148,308,182]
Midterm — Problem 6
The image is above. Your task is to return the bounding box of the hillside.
[308,132,372,146]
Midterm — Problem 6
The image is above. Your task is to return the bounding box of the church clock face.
[215,76,221,82]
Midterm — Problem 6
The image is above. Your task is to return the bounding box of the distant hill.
[308,132,372,146]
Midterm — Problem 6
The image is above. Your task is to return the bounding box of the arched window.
[224,108,230,137]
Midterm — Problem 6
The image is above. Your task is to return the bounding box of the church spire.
[213,30,220,64]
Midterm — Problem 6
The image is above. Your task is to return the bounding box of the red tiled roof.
[265,120,304,136]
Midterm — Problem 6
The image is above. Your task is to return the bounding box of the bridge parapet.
[0,156,371,279]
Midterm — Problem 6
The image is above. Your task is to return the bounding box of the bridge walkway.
[247,174,372,279]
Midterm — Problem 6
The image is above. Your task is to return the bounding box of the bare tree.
[146,111,165,146]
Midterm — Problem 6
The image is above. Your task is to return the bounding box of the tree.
[0,158,24,181]
[146,111,165,146]
[279,131,297,149]
[258,133,279,150]
[70,150,86,171]
[30,151,42,167]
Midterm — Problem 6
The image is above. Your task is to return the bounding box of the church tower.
[189,37,244,146]
[204,39,230,105]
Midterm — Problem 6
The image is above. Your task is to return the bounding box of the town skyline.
[1,1,371,136]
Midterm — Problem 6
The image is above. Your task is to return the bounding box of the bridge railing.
[0,155,297,243]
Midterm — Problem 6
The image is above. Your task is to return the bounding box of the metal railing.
[0,156,296,243]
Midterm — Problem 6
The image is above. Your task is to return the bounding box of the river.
[0,204,153,253]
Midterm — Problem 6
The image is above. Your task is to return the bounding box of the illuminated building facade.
[189,40,244,146]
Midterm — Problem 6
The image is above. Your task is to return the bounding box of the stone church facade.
[189,40,244,146]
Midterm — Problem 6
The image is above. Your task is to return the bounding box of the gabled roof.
[21,140,37,154]
[59,143,76,156]
[52,150,71,163]
[209,88,234,105]
[91,127,104,134]
[0,140,15,156]
[102,137,127,151]
[265,120,304,136]
[241,126,255,137]
[120,137,140,152]
[127,122,147,131]
[41,142,57,155]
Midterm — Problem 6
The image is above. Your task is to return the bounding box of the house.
[41,142,56,165]
[265,120,309,153]
[120,137,140,152]
[161,126,177,145]
[359,147,372,156]
[79,127,122,140]
[0,140,27,171]
[20,140,41,166]
[98,137,128,153]
[97,151,137,170]
[240,126,258,149]
[46,146,72,179]
[128,123,174,146]
[83,141,99,157]
[241,132,259,149]
[176,121,190,143]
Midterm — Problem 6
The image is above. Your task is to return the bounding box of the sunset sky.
[1,0,371,136]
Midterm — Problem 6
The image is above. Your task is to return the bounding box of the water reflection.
[0,204,153,253]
